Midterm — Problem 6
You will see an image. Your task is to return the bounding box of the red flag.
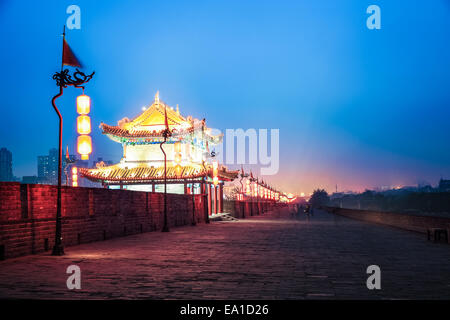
[62,38,82,68]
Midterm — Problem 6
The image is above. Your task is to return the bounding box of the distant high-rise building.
[37,148,59,185]
[0,147,13,182]
[438,179,450,192]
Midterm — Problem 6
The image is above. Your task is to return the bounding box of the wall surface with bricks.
[323,206,450,234]
[0,182,208,260]
[0,183,285,260]
[223,199,284,219]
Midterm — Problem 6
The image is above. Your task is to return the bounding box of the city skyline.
[1,0,450,194]
[1,144,448,195]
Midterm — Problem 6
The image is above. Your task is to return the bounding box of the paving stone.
[0,208,449,299]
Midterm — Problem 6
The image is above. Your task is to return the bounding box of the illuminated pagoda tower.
[80,92,238,214]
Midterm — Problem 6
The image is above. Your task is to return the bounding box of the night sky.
[1,0,449,195]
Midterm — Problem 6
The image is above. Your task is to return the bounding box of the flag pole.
[51,25,65,256]
[61,25,65,73]
[51,27,95,256]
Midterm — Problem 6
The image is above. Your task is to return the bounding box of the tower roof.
[122,92,190,131]
[99,92,220,142]
[80,162,239,184]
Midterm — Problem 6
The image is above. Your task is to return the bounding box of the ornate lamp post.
[51,27,94,256]
[201,160,210,224]
[159,97,171,232]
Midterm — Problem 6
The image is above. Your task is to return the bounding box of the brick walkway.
[0,208,449,299]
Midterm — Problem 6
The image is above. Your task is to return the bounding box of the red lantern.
[77,135,92,160]
[77,94,91,114]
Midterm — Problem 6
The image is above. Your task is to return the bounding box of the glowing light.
[77,115,91,135]
[174,141,182,153]
[72,166,78,187]
[142,106,147,111]
[212,160,218,178]
[301,192,305,197]
[213,176,219,186]
[77,135,92,160]
[175,164,182,177]
[76,94,90,114]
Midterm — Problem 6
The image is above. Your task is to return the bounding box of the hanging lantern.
[77,135,92,160]
[77,94,91,114]
[175,164,182,177]
[174,141,182,153]
[72,167,78,187]
[174,152,182,164]
[77,115,91,135]
[212,160,218,176]
[212,160,219,186]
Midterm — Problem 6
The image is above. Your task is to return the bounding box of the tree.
[309,189,330,207]
[225,186,242,200]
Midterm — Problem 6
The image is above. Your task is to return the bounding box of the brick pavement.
[0,208,449,299]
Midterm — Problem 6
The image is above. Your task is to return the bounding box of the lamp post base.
[51,245,65,256]
[161,225,170,232]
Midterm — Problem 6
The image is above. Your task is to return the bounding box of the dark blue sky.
[1,0,449,194]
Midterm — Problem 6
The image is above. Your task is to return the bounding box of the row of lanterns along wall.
[72,167,78,187]
[76,94,92,160]
[245,180,280,201]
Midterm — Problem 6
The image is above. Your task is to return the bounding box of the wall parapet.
[322,206,450,234]
[0,183,285,260]
[0,182,207,259]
